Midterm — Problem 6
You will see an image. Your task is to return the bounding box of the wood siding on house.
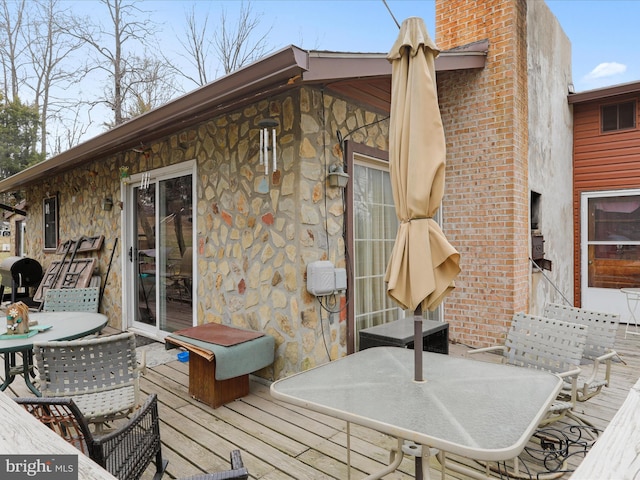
[573,94,640,304]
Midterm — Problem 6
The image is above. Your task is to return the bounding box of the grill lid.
[0,257,43,287]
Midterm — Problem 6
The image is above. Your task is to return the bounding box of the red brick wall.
[436,0,529,347]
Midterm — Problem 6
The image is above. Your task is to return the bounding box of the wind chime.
[141,171,151,190]
[258,118,279,176]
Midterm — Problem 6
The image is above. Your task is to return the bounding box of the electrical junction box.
[307,261,348,296]
[307,261,336,296]
[334,268,347,291]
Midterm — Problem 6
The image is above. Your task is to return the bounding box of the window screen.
[602,101,636,132]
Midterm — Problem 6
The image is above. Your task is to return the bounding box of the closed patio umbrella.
[385,17,460,382]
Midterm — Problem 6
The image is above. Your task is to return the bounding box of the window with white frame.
[352,158,401,346]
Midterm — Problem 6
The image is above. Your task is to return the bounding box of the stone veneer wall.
[24,85,388,380]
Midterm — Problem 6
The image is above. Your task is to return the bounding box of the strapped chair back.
[505,313,587,374]
[33,332,140,427]
[43,287,100,312]
[16,394,167,480]
[543,303,620,401]
[469,313,587,425]
[543,303,619,361]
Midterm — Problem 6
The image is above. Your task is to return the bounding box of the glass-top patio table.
[0,311,108,395]
[271,347,563,479]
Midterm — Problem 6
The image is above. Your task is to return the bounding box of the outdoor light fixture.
[328,164,349,189]
[258,118,279,175]
[102,197,113,211]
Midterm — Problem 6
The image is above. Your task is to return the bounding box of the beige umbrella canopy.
[385,17,460,315]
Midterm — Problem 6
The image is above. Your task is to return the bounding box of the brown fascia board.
[0,41,486,194]
[303,41,488,82]
[303,52,390,82]
[568,80,640,104]
[436,39,488,71]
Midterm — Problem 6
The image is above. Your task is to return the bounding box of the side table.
[165,323,275,408]
[359,318,449,354]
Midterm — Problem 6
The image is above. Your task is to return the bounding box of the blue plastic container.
[177,351,189,362]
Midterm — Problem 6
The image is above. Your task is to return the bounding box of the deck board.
[2,326,638,479]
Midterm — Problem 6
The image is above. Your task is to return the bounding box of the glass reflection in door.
[134,174,193,333]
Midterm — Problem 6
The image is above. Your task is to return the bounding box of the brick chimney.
[435,0,531,346]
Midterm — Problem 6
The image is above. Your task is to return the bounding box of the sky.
[134,0,640,94]
[50,0,640,144]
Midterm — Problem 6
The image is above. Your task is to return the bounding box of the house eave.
[0,42,487,194]
[568,80,640,104]
[0,45,309,194]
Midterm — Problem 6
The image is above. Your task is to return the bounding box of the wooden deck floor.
[3,327,639,479]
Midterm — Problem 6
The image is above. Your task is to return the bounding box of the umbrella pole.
[414,305,424,382]
[414,305,424,479]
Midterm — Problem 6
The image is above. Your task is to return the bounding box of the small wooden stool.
[166,323,275,408]
[188,354,250,408]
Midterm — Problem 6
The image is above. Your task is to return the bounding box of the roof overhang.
[568,80,640,104]
[0,41,487,195]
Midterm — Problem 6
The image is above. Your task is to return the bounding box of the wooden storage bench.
[166,323,275,408]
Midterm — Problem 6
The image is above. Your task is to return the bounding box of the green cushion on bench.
[167,333,275,380]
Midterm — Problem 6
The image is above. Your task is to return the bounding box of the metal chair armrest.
[596,349,618,362]
[557,367,582,379]
[577,349,617,398]
[587,350,616,382]
[467,345,506,355]
[557,368,582,407]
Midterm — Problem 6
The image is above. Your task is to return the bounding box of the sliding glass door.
[126,163,195,336]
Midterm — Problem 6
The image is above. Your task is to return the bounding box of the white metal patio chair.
[543,303,620,402]
[33,332,143,431]
[468,312,587,425]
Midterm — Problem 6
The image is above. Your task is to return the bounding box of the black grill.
[0,256,43,303]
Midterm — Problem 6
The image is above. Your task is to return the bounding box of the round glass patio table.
[0,311,108,395]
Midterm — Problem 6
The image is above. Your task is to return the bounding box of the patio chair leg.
[152,458,168,480]
[152,438,168,480]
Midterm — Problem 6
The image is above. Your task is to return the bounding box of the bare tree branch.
[214,1,272,75]
[175,5,213,87]
[63,0,172,126]
[0,0,27,102]
[174,1,272,88]
[23,0,85,157]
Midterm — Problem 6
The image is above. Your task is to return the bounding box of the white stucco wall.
[527,1,574,314]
